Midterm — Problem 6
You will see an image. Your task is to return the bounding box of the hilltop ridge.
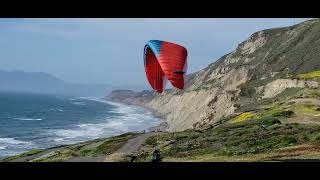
[107,19,320,131]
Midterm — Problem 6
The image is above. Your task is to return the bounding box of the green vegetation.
[3,132,140,162]
[1,149,43,162]
[136,116,320,161]
[136,83,320,162]
[239,86,256,98]
[255,102,295,120]
[297,70,320,84]
[235,87,302,113]
[79,132,139,157]
[230,112,255,123]
[298,70,320,80]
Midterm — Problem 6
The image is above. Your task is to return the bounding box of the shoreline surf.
[0,93,163,158]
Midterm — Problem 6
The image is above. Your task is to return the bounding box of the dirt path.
[117,132,159,154]
[64,156,105,162]
[9,147,62,162]
[289,98,320,105]
[105,132,161,161]
[9,132,161,162]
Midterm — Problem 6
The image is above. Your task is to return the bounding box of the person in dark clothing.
[151,149,161,162]
[130,154,137,162]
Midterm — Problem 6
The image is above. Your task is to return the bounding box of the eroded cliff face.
[107,19,320,132]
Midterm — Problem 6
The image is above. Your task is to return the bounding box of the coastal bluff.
[106,19,320,132]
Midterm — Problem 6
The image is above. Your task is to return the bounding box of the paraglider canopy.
[143,40,188,93]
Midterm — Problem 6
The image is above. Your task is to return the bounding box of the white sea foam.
[0,138,34,156]
[14,118,43,121]
[72,102,86,106]
[78,97,109,104]
[48,108,64,112]
[53,120,126,142]
[0,137,33,145]
[50,97,160,145]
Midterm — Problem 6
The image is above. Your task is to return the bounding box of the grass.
[230,112,255,123]
[4,132,140,162]
[293,104,320,114]
[32,149,73,162]
[235,88,302,113]
[142,86,320,162]
[162,142,320,162]
[135,116,320,162]
[85,132,138,156]
[1,149,43,162]
[255,104,295,120]
[298,70,320,79]
[136,87,320,162]
[297,70,320,85]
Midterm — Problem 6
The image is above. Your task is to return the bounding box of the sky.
[0,18,311,88]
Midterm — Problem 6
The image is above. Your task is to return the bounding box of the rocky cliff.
[107,19,320,132]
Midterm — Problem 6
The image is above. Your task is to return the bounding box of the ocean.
[0,92,161,157]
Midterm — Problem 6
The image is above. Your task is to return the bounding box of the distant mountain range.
[0,70,143,96]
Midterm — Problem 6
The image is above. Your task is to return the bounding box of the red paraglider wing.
[157,41,187,89]
[144,47,165,93]
[143,40,188,93]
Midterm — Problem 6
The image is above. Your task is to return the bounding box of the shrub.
[239,86,256,97]
[297,70,320,80]
[273,110,295,118]
[144,136,158,145]
[282,136,298,145]
[312,133,320,141]
[260,117,282,126]
[231,112,255,123]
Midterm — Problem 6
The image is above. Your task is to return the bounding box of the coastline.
[0,98,166,162]
[103,98,168,133]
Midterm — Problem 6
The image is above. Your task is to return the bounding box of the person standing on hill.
[151,149,161,162]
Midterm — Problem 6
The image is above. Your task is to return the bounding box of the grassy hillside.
[134,87,320,162]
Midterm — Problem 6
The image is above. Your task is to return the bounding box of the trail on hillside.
[9,132,160,162]
[65,156,105,162]
[9,147,62,162]
[105,132,161,162]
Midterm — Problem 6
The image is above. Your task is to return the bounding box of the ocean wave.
[79,97,140,115]
[14,118,43,121]
[52,120,127,143]
[49,101,162,144]
[78,97,110,104]
[45,98,160,147]
[102,100,161,129]
[72,102,86,106]
[0,137,33,145]
[48,108,64,112]
[0,138,34,156]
